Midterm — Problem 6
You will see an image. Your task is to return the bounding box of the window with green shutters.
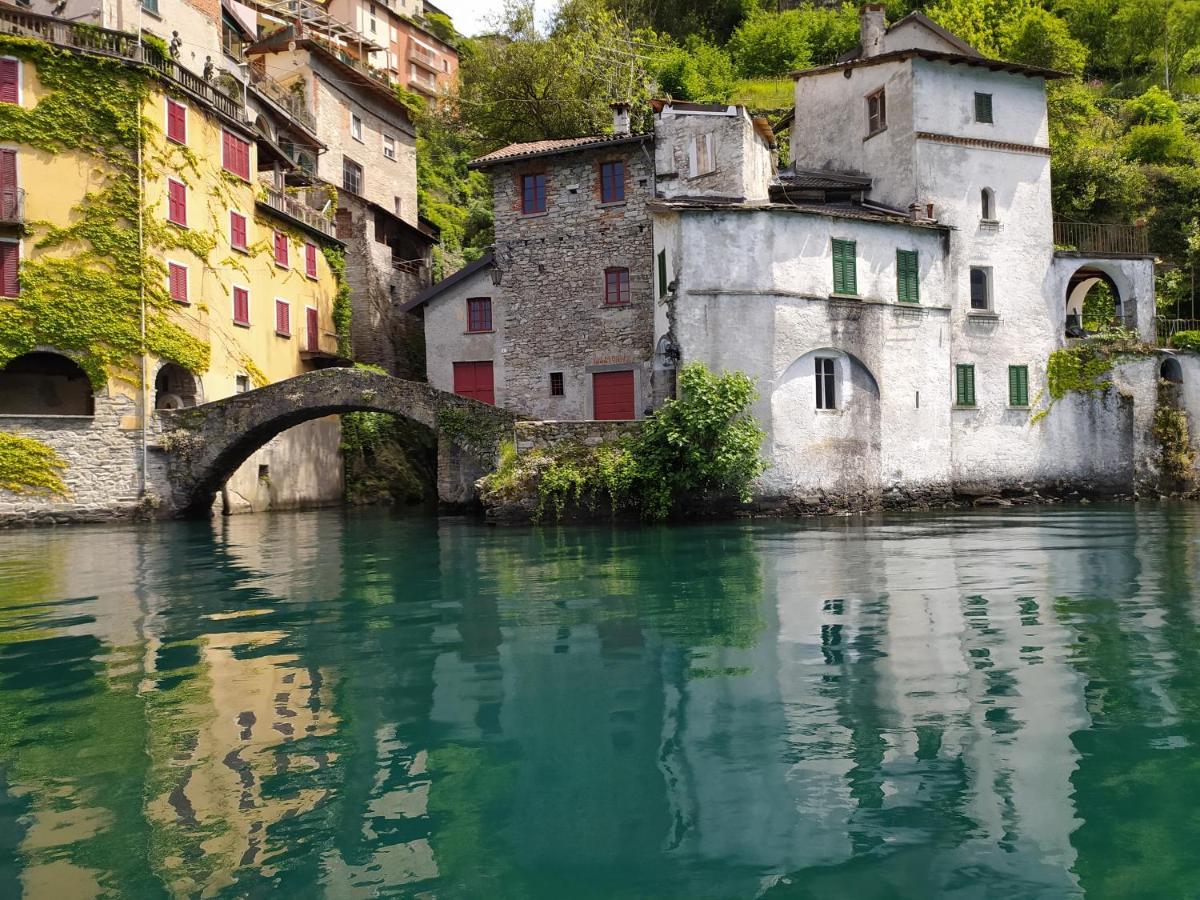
[975,92,993,123]
[1008,364,1029,407]
[832,239,857,295]
[658,249,667,297]
[955,364,976,407]
[896,249,919,303]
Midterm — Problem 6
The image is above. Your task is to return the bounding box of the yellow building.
[0,13,349,522]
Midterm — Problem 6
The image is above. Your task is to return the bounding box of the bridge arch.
[158,368,517,517]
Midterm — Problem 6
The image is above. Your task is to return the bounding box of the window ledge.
[233,320,251,329]
[276,331,291,338]
[829,292,861,301]
[967,310,999,319]
[979,219,1001,228]
[520,211,549,219]
[815,408,843,415]
[464,329,495,335]
[1008,405,1031,410]
[601,303,632,309]
[952,405,978,411]
[141,7,163,19]
[231,245,249,255]
[597,200,627,209]
[864,126,887,142]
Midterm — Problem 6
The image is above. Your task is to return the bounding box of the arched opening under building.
[155,363,201,410]
[0,352,94,416]
[1161,357,1184,384]
[1065,267,1125,337]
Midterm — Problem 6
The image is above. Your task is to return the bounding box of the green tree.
[654,39,737,102]
[925,0,1035,57]
[1000,7,1088,76]
[1109,0,1200,88]
[727,6,858,78]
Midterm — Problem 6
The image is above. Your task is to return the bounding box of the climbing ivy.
[322,246,353,356]
[1155,379,1196,487]
[1031,328,1153,424]
[0,34,211,387]
[0,434,68,497]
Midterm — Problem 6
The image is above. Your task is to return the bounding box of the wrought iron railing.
[0,188,24,225]
[249,71,316,133]
[1156,317,1200,345]
[1066,312,1139,338]
[258,184,336,238]
[1054,221,1149,256]
[0,5,248,123]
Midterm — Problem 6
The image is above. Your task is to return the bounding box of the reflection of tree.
[1064,505,1200,896]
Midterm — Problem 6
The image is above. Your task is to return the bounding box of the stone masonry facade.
[488,139,657,420]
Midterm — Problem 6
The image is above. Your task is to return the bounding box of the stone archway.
[155,363,202,410]
[158,368,517,517]
[0,351,95,416]
[1065,265,1127,336]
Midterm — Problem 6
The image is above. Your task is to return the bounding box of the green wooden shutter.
[975,92,993,123]
[832,239,857,295]
[896,249,919,303]
[956,364,976,406]
[658,249,667,297]
[1008,365,1028,407]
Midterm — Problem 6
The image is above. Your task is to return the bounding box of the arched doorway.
[1161,357,1184,384]
[0,352,94,415]
[155,363,201,410]
[1065,267,1125,337]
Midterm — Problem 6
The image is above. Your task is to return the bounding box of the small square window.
[383,134,396,160]
[815,357,836,410]
[466,297,492,332]
[351,113,363,142]
[235,374,250,393]
[867,88,886,136]
[550,372,564,396]
[975,92,993,124]
[604,267,631,306]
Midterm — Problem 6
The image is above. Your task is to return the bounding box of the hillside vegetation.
[417,0,1200,317]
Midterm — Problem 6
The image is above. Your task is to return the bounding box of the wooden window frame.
[0,239,19,298]
[382,133,396,160]
[166,177,187,228]
[167,261,189,304]
[273,230,289,269]
[221,129,251,181]
[975,92,994,124]
[165,97,188,145]
[896,249,919,304]
[831,238,857,296]
[604,267,631,306]
[232,284,251,327]
[305,306,320,352]
[466,296,493,333]
[521,172,547,215]
[970,266,992,311]
[343,157,364,196]
[229,210,248,252]
[304,242,319,279]
[1008,364,1029,408]
[350,113,363,143]
[866,88,887,138]
[815,357,836,410]
[955,363,976,407]
[0,57,21,106]
[600,159,625,204]
[274,298,291,337]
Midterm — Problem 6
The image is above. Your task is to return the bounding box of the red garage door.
[453,361,495,405]
[592,370,635,420]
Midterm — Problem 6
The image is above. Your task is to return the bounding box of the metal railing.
[301,328,339,355]
[258,184,336,238]
[1054,221,1149,256]
[249,71,316,133]
[1066,312,1139,337]
[1156,317,1200,345]
[0,188,24,225]
[0,6,248,123]
[408,42,437,70]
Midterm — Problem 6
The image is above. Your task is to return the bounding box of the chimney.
[611,102,631,136]
[860,4,886,58]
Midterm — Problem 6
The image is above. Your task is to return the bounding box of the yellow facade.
[4,50,342,409]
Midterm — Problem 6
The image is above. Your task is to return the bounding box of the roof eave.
[468,134,652,170]
[791,50,1068,82]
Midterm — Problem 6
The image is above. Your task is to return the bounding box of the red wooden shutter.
[274,232,288,267]
[305,243,318,278]
[168,262,187,303]
[0,242,17,297]
[593,370,635,420]
[0,150,15,221]
[167,180,186,226]
[233,286,249,324]
[306,306,319,351]
[223,131,250,179]
[230,211,247,249]
[166,99,186,143]
[275,300,290,335]
[0,59,18,105]
[453,362,495,405]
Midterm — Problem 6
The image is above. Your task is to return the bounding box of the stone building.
[408,109,658,420]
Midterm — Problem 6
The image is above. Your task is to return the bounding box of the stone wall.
[514,420,640,452]
[490,140,657,420]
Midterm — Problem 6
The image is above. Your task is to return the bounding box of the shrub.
[1172,330,1200,351]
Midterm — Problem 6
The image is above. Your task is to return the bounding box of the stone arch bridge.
[156,368,517,517]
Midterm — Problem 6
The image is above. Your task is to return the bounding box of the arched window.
[981,188,995,221]
[155,363,200,410]
[0,352,94,416]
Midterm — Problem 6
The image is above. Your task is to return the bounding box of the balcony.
[0,188,24,226]
[258,184,337,239]
[0,6,247,124]
[1054,221,1150,257]
[1156,317,1200,346]
[408,42,438,72]
[249,71,317,134]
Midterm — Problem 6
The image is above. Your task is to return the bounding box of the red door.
[453,361,495,405]
[592,370,635,420]
[306,307,319,351]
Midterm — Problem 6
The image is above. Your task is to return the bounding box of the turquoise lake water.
[1,504,1199,898]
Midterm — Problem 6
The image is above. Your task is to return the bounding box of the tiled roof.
[794,48,1067,81]
[399,251,494,313]
[468,133,651,168]
[778,169,872,190]
[649,198,947,229]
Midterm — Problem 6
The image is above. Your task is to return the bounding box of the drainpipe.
[136,29,149,500]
